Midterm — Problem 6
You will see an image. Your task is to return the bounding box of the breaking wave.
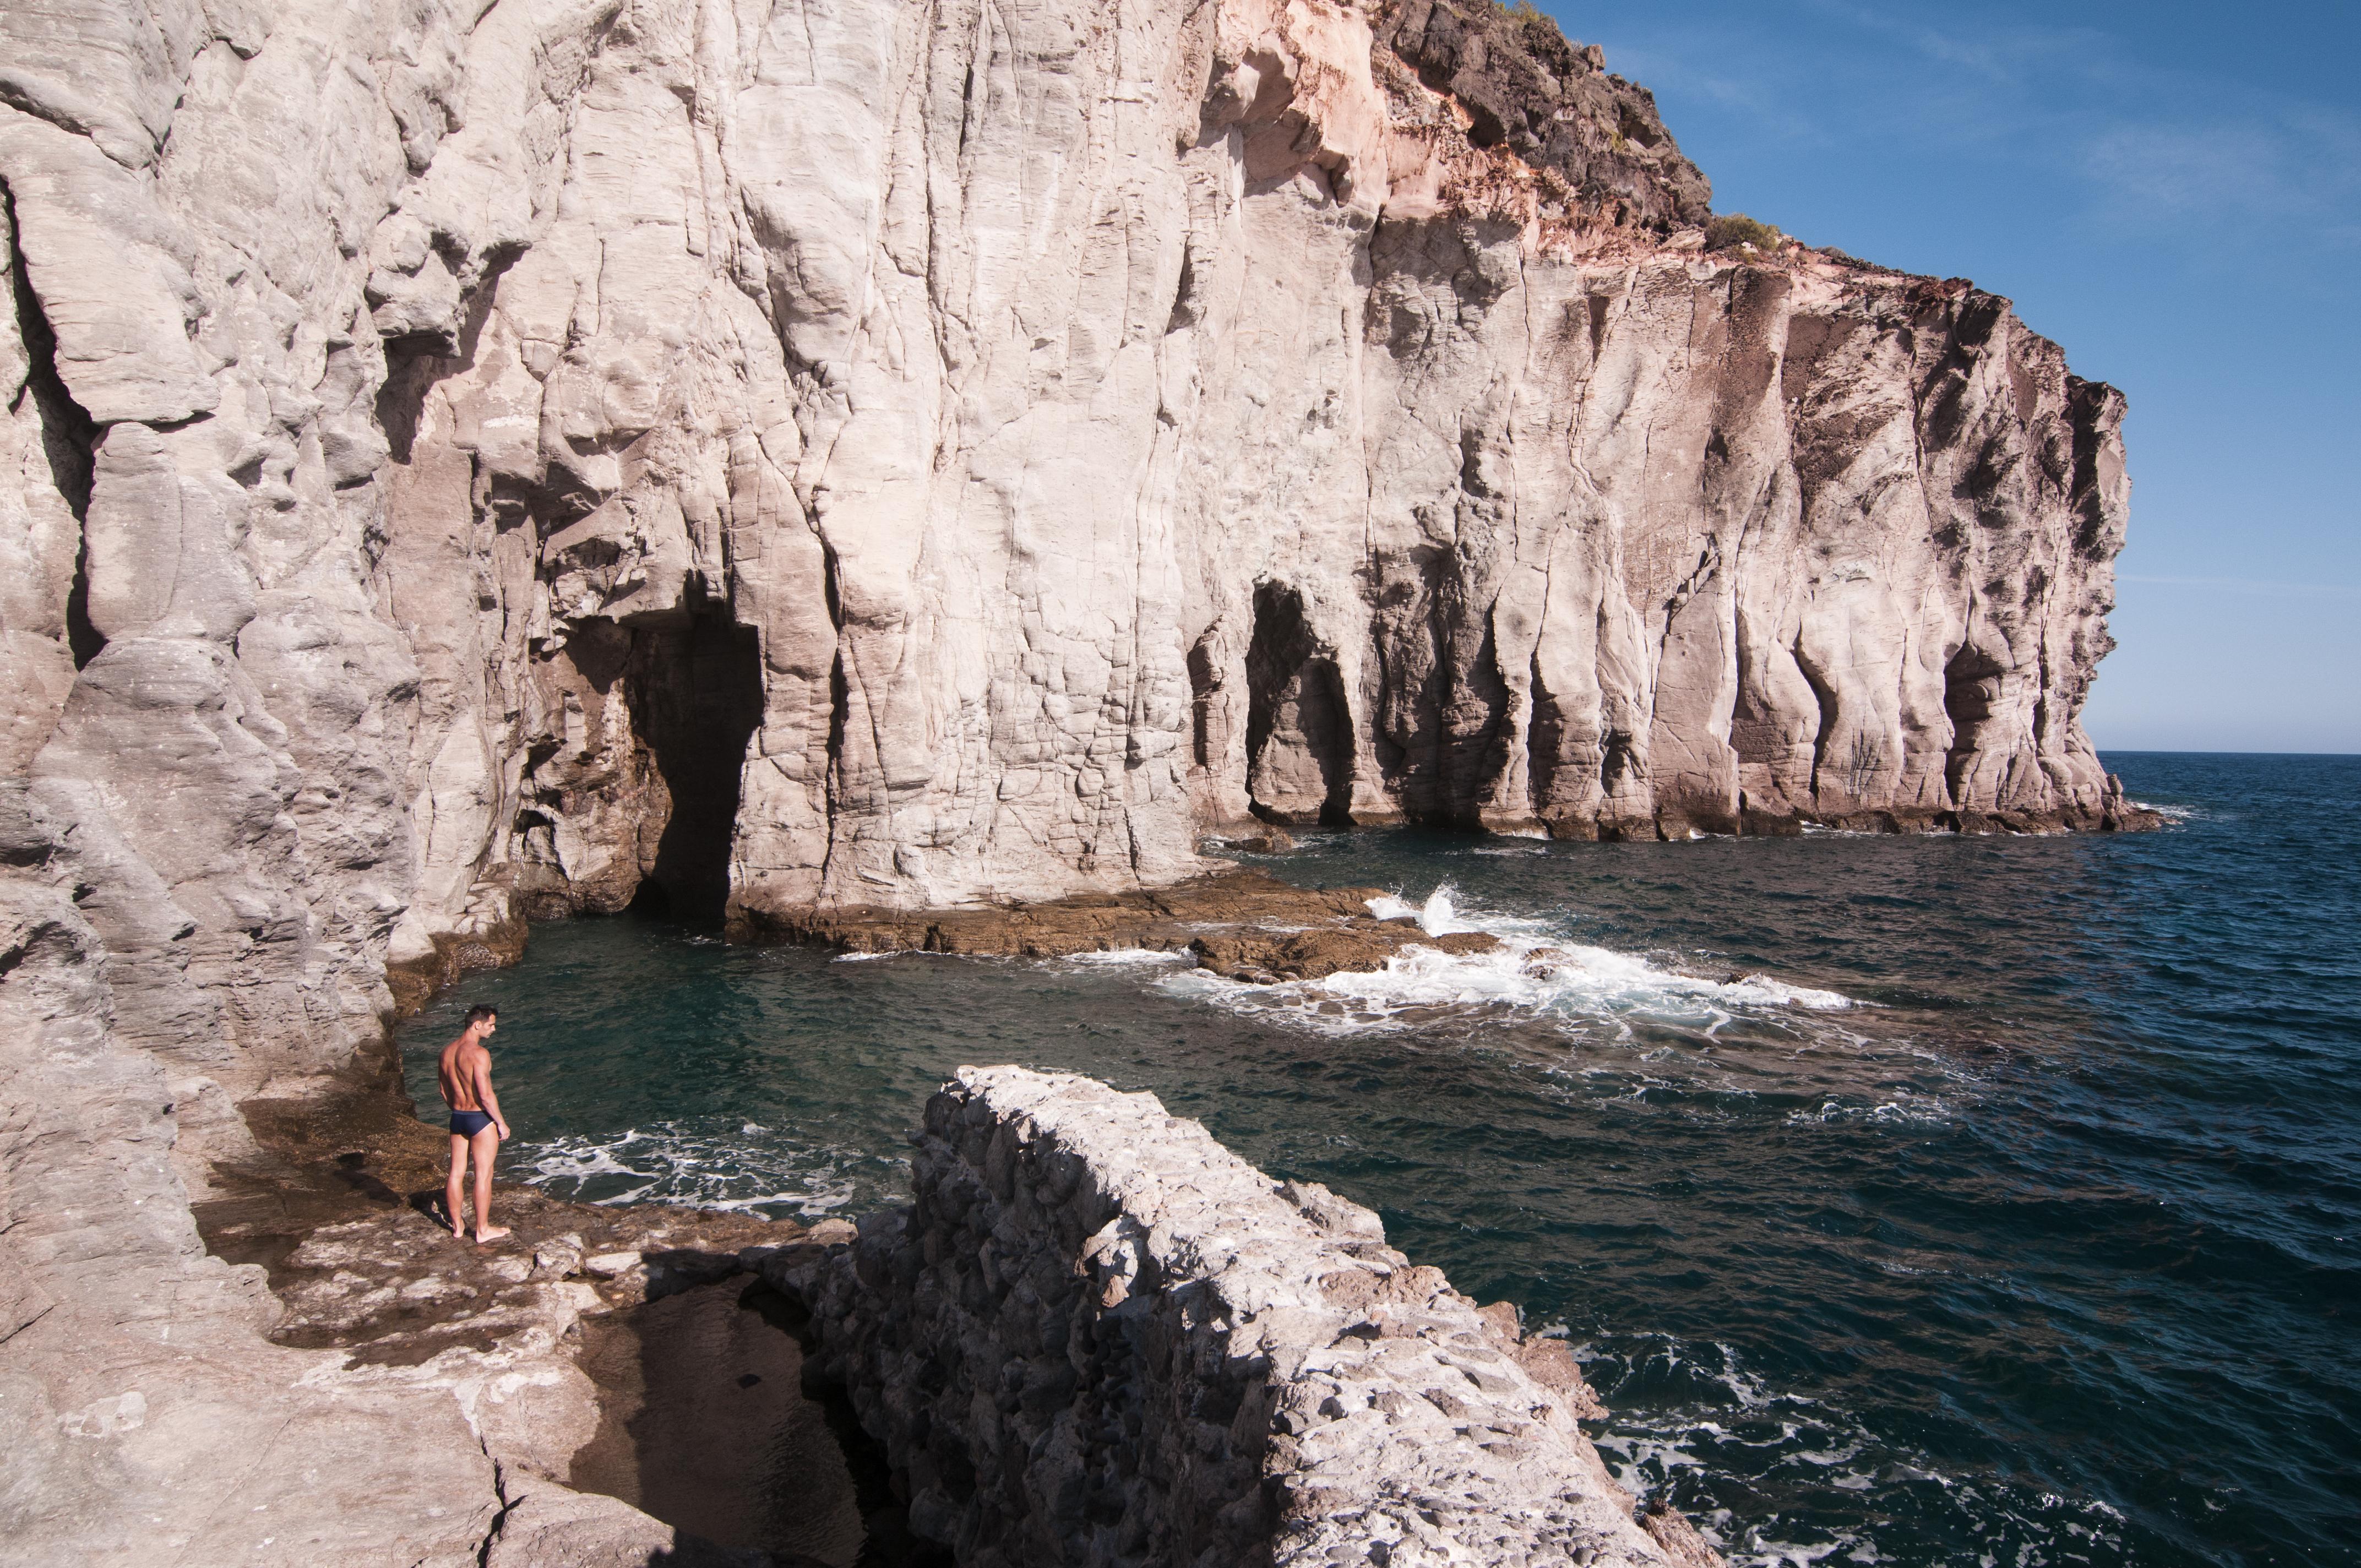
[1155,884,1858,1036]
[1056,947,1193,967]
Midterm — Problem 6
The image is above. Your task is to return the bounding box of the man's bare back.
[438,1037,489,1112]
[439,1004,511,1243]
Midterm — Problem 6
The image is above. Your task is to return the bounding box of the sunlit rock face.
[0,0,2132,1063]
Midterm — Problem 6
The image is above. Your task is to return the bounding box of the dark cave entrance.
[625,597,763,923]
[1243,582,1354,826]
[1942,644,2006,807]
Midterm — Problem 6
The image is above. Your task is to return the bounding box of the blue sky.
[1549,0,2360,754]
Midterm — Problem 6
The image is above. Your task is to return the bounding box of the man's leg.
[445,1134,469,1237]
[469,1125,509,1242]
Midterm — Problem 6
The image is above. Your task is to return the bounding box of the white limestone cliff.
[2,0,2136,991]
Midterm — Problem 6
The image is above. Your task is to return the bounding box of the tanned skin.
[438,1014,512,1243]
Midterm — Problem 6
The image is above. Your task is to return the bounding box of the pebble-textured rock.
[787,1066,1716,1567]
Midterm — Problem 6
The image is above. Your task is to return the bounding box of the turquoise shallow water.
[400,753,2360,1567]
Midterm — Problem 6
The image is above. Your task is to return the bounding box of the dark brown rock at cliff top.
[1375,0,1714,226]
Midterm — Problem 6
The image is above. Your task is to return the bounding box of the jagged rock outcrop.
[0,832,500,1568]
[786,1066,1722,1567]
[0,1,2137,1561]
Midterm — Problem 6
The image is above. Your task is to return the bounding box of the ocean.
[399,752,2361,1567]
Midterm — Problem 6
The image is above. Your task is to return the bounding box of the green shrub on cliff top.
[1706,213,1784,253]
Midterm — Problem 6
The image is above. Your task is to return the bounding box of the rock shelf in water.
[737,867,1504,983]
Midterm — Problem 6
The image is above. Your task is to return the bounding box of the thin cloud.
[1602,43,1829,146]
[1801,0,2104,84]
[2081,105,2361,254]
[1596,2,2361,269]
[2119,575,2359,600]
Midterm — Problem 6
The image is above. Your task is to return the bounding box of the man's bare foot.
[450,1219,465,1239]
[474,1225,511,1244]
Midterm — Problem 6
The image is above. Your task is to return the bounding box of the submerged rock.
[1188,922,1499,983]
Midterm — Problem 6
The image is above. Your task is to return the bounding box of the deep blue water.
[401,753,2361,1567]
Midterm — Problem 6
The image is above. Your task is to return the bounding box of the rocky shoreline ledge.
[176,1035,877,1566]
[12,871,1731,1566]
[198,1041,1727,1567]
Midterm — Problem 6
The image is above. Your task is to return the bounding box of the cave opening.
[624,595,763,923]
[1943,644,2006,807]
[1186,634,1220,771]
[1243,581,1354,826]
[1525,654,1568,821]
[6,177,103,670]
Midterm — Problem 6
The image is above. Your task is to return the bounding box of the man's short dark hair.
[465,1004,498,1025]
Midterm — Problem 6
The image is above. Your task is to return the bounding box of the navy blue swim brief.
[450,1109,495,1137]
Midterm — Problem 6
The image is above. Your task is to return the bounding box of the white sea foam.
[514,1120,893,1217]
[1158,884,1858,1035]
[1057,946,1192,967]
[1581,1334,2130,1568]
[1789,1095,1951,1129]
[830,947,983,963]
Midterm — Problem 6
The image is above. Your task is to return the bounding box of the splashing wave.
[1155,884,1858,1035]
[512,1119,900,1217]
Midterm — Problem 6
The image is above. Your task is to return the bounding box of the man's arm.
[472,1055,509,1139]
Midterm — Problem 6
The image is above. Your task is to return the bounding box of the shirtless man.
[438,1004,512,1243]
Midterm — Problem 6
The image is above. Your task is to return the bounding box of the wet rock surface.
[733,868,1387,958]
[739,865,1504,984]
[1188,922,1500,984]
[784,1066,1720,1568]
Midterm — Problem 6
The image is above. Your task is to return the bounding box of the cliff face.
[0,0,2139,1138]
[1,0,2134,1003]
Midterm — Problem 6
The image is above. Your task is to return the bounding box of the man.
[438,1003,512,1243]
